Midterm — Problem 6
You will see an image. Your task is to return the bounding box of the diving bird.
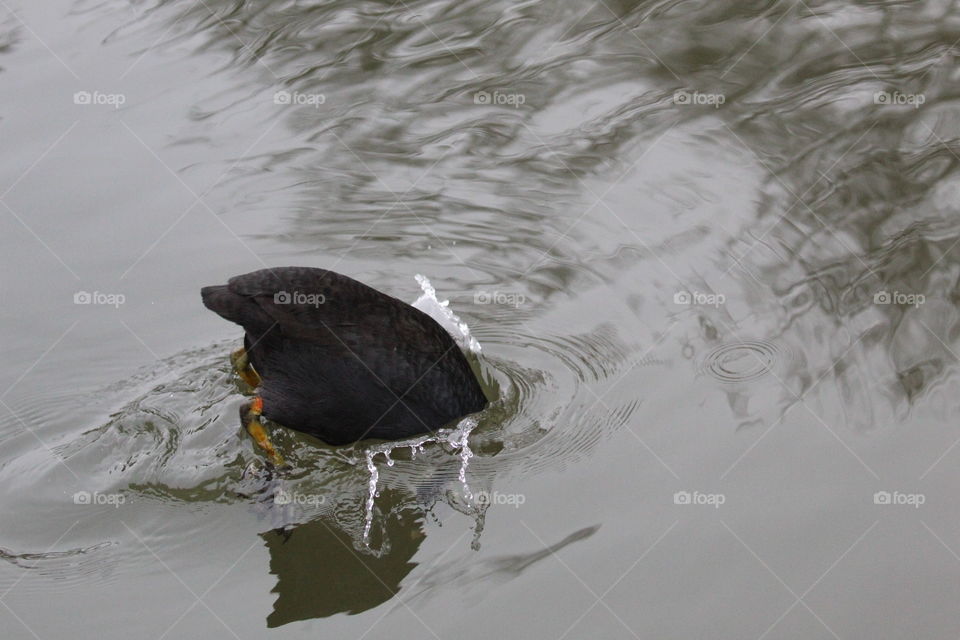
[201,267,488,463]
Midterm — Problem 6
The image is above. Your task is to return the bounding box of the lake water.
[3,0,960,638]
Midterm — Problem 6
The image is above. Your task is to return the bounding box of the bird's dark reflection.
[242,431,501,627]
[260,489,599,627]
[261,487,425,627]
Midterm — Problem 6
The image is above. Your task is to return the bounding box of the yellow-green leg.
[240,397,285,467]
[231,347,261,388]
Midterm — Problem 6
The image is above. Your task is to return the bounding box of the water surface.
[3,0,960,638]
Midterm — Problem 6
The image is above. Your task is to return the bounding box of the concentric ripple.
[701,340,784,384]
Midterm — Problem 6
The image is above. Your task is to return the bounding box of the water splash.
[362,450,381,544]
[361,415,481,547]
[412,274,482,354]
[448,417,477,502]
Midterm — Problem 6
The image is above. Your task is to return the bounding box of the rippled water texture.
[4,0,960,638]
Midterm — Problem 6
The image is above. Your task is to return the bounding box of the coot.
[201,267,487,462]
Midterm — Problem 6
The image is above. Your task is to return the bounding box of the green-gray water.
[3,1,960,638]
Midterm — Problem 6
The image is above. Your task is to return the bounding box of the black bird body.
[201,267,487,445]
